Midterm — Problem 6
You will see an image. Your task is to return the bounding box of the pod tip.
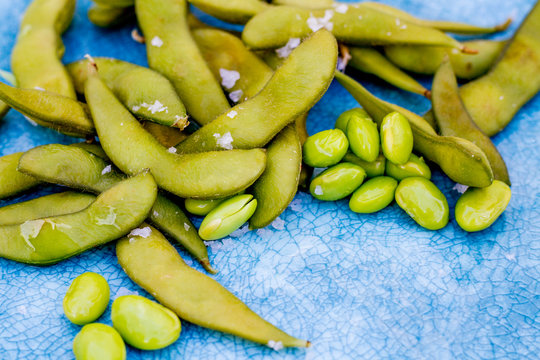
[496,18,512,31]
[461,46,478,55]
[200,258,218,275]
[423,90,432,100]
[306,340,312,348]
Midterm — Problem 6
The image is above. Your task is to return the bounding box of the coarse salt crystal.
[214,132,234,150]
[229,90,243,103]
[130,226,152,238]
[184,223,190,231]
[219,69,240,89]
[101,165,112,175]
[151,36,163,47]
[168,147,177,154]
[314,185,324,195]
[307,10,334,32]
[334,3,348,13]
[276,38,301,58]
[227,110,238,119]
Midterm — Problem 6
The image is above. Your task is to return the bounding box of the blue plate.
[1,0,539,358]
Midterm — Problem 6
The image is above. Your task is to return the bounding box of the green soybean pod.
[0,70,15,119]
[342,152,386,178]
[455,180,511,232]
[381,111,413,165]
[185,198,227,216]
[346,112,379,162]
[310,162,366,201]
[93,0,134,7]
[0,152,40,199]
[88,4,135,28]
[303,129,348,168]
[73,323,126,360]
[63,272,110,326]
[111,294,181,350]
[349,176,397,213]
[335,108,370,133]
[188,0,270,24]
[395,177,449,230]
[386,153,431,181]
[199,194,257,240]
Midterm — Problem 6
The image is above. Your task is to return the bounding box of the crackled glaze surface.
[1,0,539,359]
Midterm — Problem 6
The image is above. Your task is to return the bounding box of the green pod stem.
[67,57,188,128]
[432,59,510,185]
[176,30,337,153]
[242,6,470,52]
[188,0,270,24]
[18,144,217,274]
[384,40,507,80]
[0,82,95,137]
[459,2,540,136]
[136,0,230,126]
[348,47,430,98]
[0,192,96,226]
[116,225,310,348]
[0,152,41,199]
[0,172,157,265]
[335,72,494,188]
[88,4,135,28]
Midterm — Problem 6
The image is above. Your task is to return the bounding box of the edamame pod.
[348,47,430,98]
[199,194,257,240]
[70,142,110,160]
[175,30,337,153]
[243,6,470,52]
[67,58,188,128]
[346,111,380,162]
[136,0,230,126]
[303,129,348,168]
[432,59,510,185]
[459,2,540,136]
[380,111,413,165]
[117,225,310,348]
[0,152,41,199]
[272,0,332,8]
[386,154,431,181]
[335,72,493,187]
[342,152,386,178]
[93,0,134,7]
[0,70,14,119]
[188,0,270,24]
[63,272,110,325]
[349,176,397,214]
[455,180,511,232]
[310,162,366,201]
[88,4,135,28]
[0,172,157,265]
[73,323,126,360]
[142,122,188,148]
[395,177,449,230]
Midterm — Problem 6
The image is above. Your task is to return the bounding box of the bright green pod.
[73,323,126,360]
[116,226,310,348]
[0,192,96,226]
[63,272,110,326]
[381,111,413,165]
[67,58,188,128]
[349,176,397,213]
[395,177,449,230]
[136,0,230,126]
[199,194,257,240]
[87,4,135,28]
[70,142,110,160]
[188,0,270,24]
[303,129,348,168]
[112,294,181,350]
[0,172,157,265]
[309,162,366,201]
[342,152,385,178]
[386,153,431,181]
[334,108,369,133]
[346,112,379,162]
[455,180,511,232]
[0,152,41,199]
[185,198,227,216]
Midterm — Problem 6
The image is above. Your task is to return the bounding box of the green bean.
[459,2,540,136]
[342,152,386,178]
[136,0,230,126]
[349,176,397,214]
[188,0,270,24]
[63,272,110,325]
[243,6,472,52]
[335,72,493,187]
[346,110,379,162]
[0,172,157,265]
[432,59,510,185]
[310,162,366,201]
[117,225,310,348]
[175,30,337,153]
[380,111,413,165]
[18,144,217,274]
[386,153,431,181]
[73,323,126,360]
[0,152,41,199]
[335,108,369,133]
[455,180,511,232]
[112,294,181,350]
[348,47,430,98]
[185,198,227,216]
[67,58,188,128]
[199,194,257,240]
[303,129,348,168]
[88,4,135,28]
[395,177,449,230]
[0,192,95,226]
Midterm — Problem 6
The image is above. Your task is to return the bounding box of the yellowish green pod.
[111,294,181,350]
[395,177,449,230]
[381,111,413,165]
[349,176,397,213]
[185,198,227,216]
[0,152,40,199]
[386,153,431,181]
[335,108,370,133]
[346,112,379,162]
[199,194,257,240]
[303,129,348,168]
[88,4,134,28]
[142,122,188,148]
[455,180,511,232]
[73,323,126,360]
[63,272,110,326]
[310,163,366,201]
[188,0,270,24]
[342,152,385,178]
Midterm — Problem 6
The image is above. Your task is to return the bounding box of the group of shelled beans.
[0,0,539,357]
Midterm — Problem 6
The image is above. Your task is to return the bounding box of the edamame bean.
[335,72,494,187]
[185,198,227,216]
[342,152,386,178]
[73,323,126,360]
[0,152,40,199]
[310,163,366,201]
[381,111,413,165]
[112,294,181,350]
[199,194,257,240]
[335,108,369,133]
[88,4,134,28]
[188,0,270,24]
[395,177,449,230]
[303,129,348,168]
[386,153,431,181]
[455,180,511,232]
[117,225,310,348]
[63,272,110,325]
[346,111,379,162]
[349,176,397,213]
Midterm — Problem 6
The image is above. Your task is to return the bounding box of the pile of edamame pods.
[0,0,539,357]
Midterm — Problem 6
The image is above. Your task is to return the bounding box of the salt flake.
[229,90,243,103]
[219,69,240,90]
[168,147,177,154]
[151,36,163,47]
[334,3,348,14]
[20,219,45,251]
[227,110,238,119]
[275,38,301,58]
[267,340,284,351]
[184,223,190,231]
[307,10,334,32]
[96,206,120,229]
[101,165,112,175]
[314,185,324,195]
[213,132,234,150]
[453,183,469,194]
[130,226,152,238]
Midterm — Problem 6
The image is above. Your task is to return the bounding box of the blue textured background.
[1,0,539,359]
